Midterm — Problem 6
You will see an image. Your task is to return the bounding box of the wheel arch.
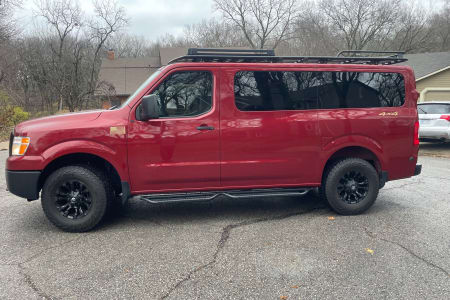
[38,152,123,196]
[321,145,383,182]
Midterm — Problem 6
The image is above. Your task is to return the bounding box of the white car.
[418,101,450,142]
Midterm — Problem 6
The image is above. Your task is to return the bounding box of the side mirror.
[138,94,160,121]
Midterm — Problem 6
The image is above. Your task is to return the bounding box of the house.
[97,48,189,108]
[401,52,450,102]
[97,47,248,108]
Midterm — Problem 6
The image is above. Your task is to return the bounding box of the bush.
[0,91,30,140]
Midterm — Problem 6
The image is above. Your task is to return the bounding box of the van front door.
[127,69,220,193]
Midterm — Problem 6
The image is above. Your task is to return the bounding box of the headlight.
[11,137,30,156]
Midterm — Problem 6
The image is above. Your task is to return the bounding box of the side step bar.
[139,188,312,204]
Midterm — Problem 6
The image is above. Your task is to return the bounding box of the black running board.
[139,188,312,204]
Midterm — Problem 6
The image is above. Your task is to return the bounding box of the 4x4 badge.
[379,112,398,116]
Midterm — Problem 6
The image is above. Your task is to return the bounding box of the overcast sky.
[16,0,218,40]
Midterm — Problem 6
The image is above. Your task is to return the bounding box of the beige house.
[97,47,252,108]
[402,52,450,102]
[97,48,191,108]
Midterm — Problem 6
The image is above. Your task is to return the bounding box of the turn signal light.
[440,115,450,121]
[11,137,30,156]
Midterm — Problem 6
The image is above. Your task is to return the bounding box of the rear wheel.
[41,165,110,232]
[321,158,379,215]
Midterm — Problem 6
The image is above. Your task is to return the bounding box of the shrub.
[0,91,30,140]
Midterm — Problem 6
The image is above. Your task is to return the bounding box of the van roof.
[168,48,407,66]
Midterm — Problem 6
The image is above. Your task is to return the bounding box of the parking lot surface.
[1,150,449,299]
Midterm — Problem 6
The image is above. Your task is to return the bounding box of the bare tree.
[319,0,402,50]
[287,3,340,56]
[430,1,450,51]
[0,0,22,84]
[387,2,435,53]
[85,0,128,106]
[214,0,298,49]
[35,0,83,110]
[184,19,248,47]
[105,32,151,58]
[21,0,128,112]
[0,0,22,42]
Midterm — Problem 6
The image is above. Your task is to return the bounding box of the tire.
[41,165,110,232]
[321,158,379,215]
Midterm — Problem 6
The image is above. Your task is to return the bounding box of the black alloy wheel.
[322,158,379,215]
[41,165,110,232]
[336,170,369,204]
[55,180,92,219]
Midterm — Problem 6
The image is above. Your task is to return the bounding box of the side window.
[151,71,212,117]
[234,71,320,111]
[317,72,405,109]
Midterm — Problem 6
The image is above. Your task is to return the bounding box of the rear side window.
[317,72,405,109]
[234,71,405,111]
[151,71,212,117]
[418,104,450,114]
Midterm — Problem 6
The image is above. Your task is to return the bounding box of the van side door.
[219,69,322,188]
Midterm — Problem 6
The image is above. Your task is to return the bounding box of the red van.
[5,49,421,232]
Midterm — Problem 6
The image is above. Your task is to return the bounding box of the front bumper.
[5,170,41,200]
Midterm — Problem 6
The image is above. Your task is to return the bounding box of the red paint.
[7,62,420,195]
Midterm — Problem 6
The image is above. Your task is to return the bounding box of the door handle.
[197,125,215,131]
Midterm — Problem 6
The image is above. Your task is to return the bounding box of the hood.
[14,110,103,136]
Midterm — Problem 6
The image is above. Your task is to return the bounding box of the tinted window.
[234,71,319,111]
[317,72,405,109]
[151,71,212,117]
[418,104,450,114]
[234,71,405,111]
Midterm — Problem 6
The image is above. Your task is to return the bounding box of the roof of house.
[400,51,450,80]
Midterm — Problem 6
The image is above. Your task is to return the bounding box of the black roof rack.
[337,50,405,59]
[168,48,407,65]
[187,48,275,56]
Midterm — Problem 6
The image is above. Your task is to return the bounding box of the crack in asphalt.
[18,263,53,300]
[364,228,449,278]
[159,205,326,300]
[11,236,85,300]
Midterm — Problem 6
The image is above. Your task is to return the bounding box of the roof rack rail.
[187,48,275,56]
[337,50,405,59]
[168,48,407,65]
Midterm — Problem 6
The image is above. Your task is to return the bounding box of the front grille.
[8,132,13,156]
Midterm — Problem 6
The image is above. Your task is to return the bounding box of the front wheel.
[321,158,379,215]
[41,165,110,232]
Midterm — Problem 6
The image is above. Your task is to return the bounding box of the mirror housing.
[138,94,160,121]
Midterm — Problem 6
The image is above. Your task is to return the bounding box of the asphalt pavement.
[0,150,449,299]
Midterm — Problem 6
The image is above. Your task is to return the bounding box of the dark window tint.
[234,71,405,111]
[234,71,319,111]
[151,71,212,117]
[317,72,405,109]
[418,103,450,114]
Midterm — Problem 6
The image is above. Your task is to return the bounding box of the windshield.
[418,103,450,114]
[120,68,163,108]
